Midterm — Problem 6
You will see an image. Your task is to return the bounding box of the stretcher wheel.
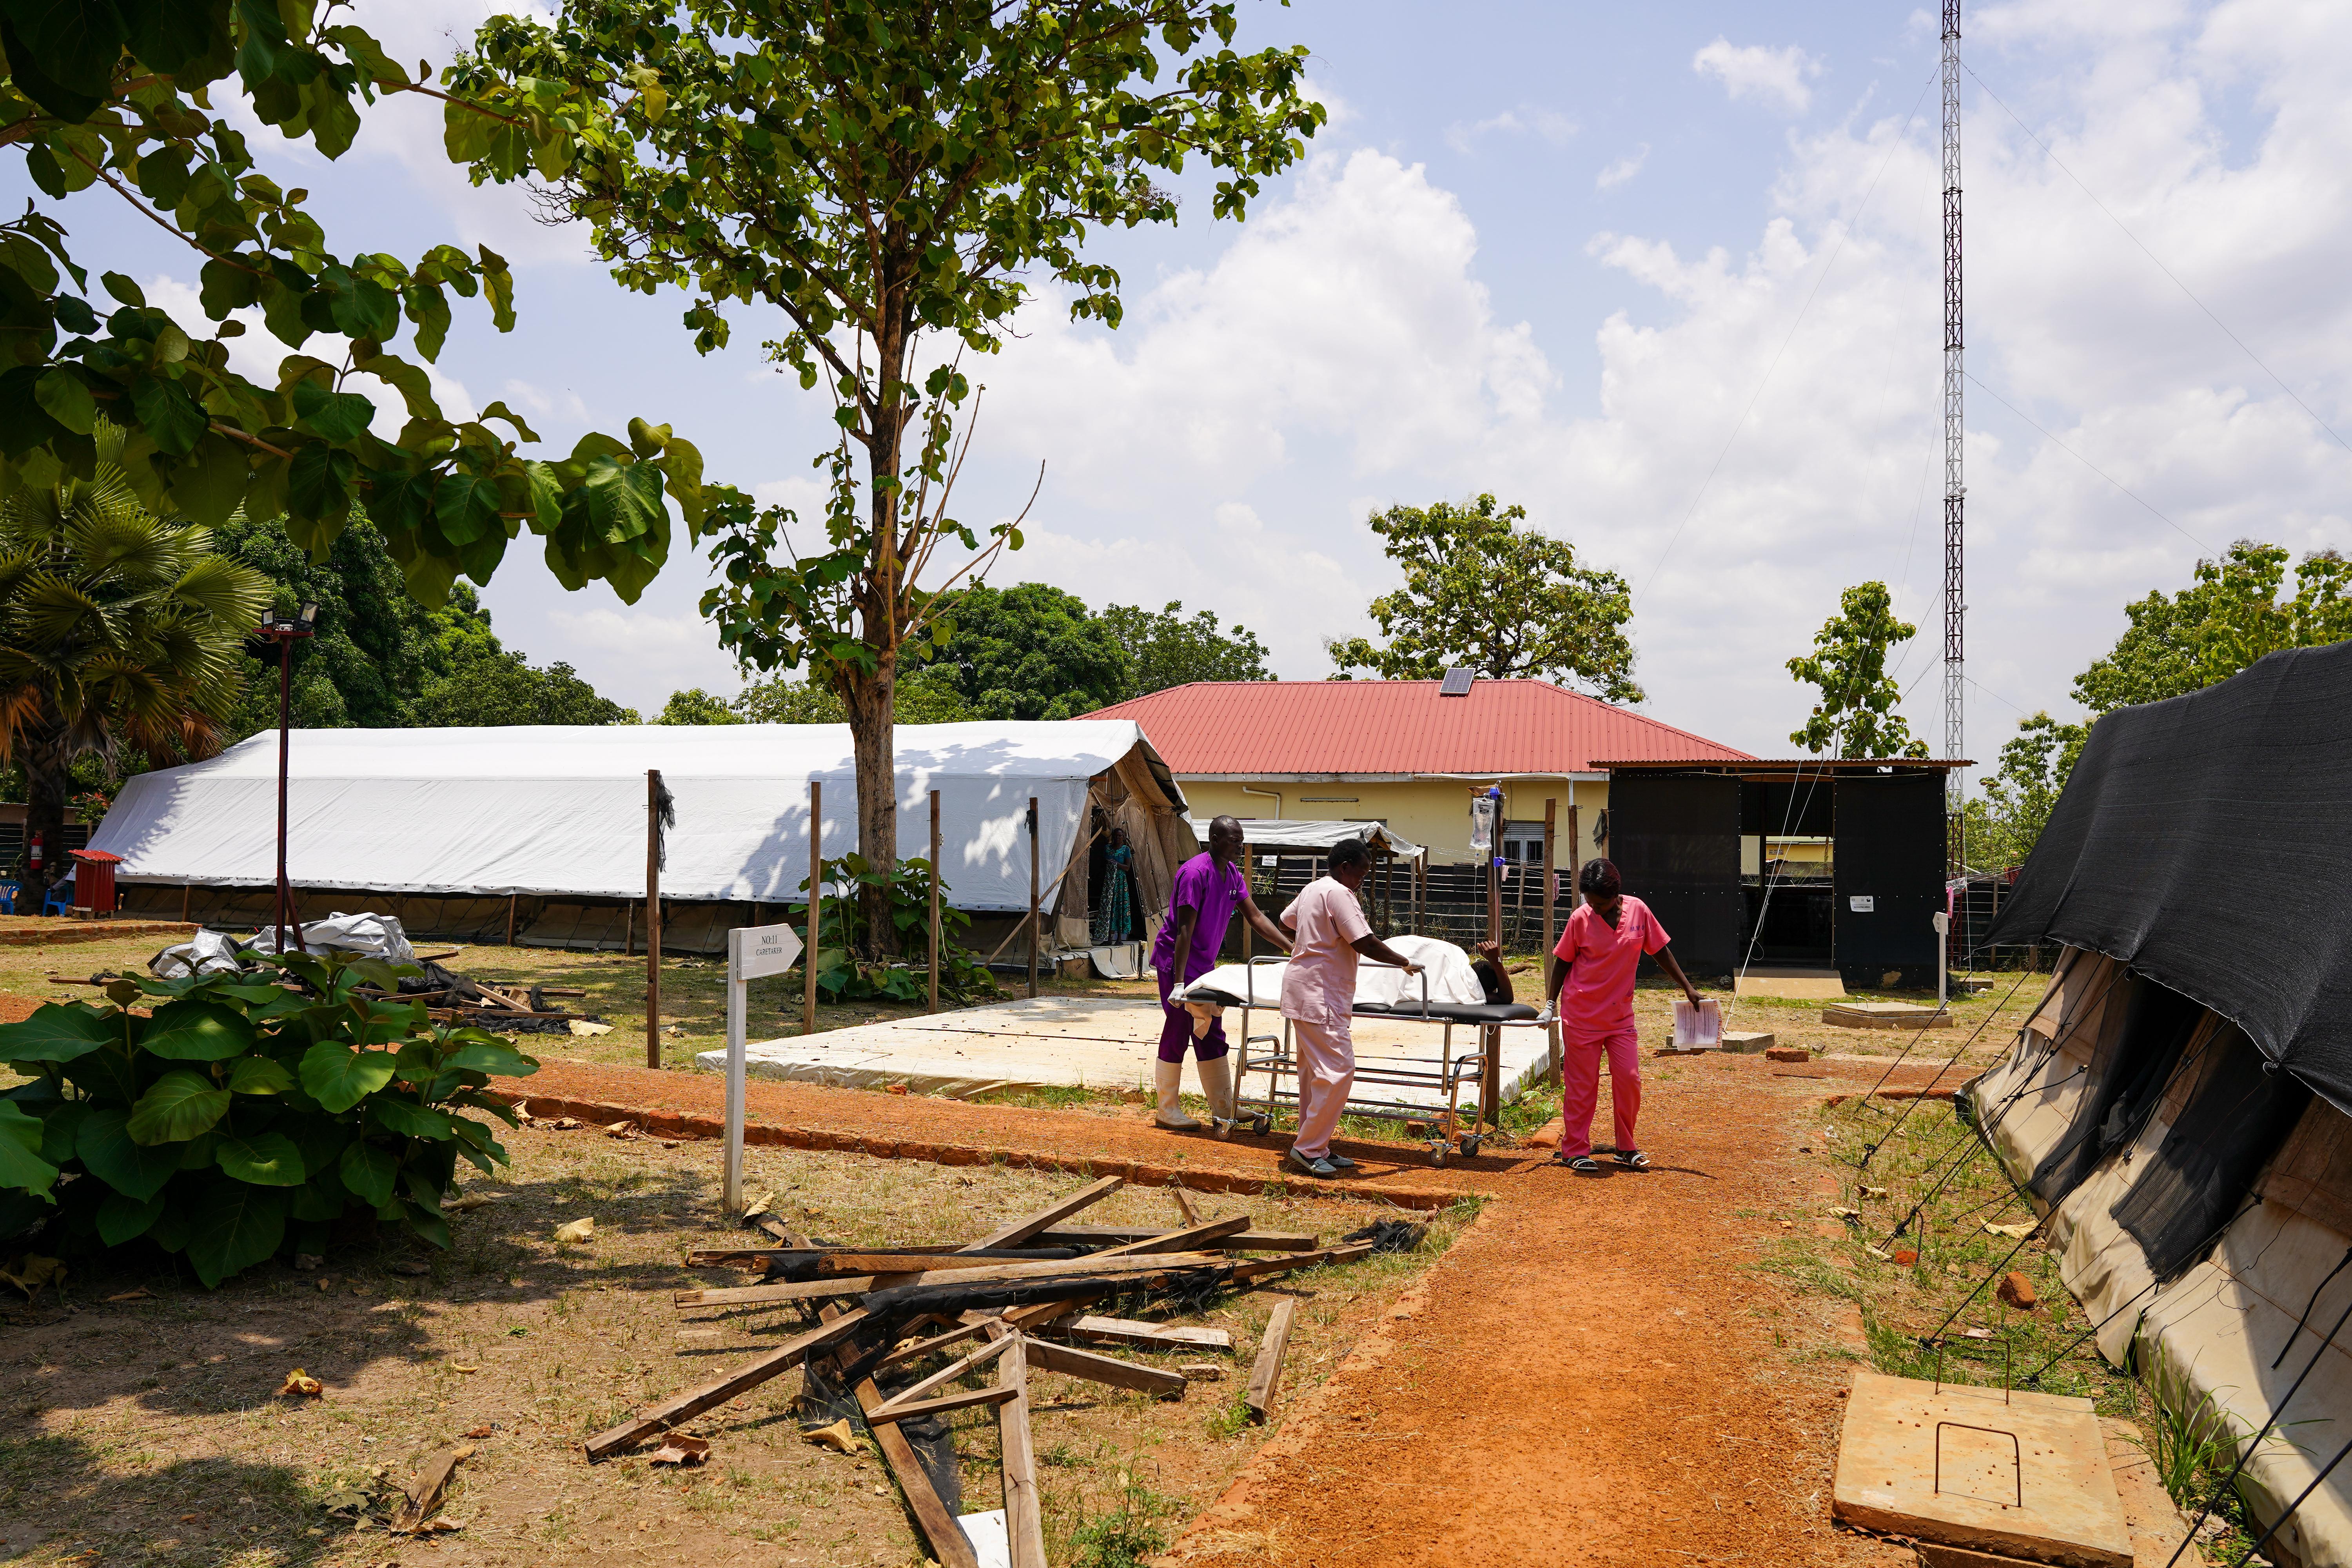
[1249,1113,1271,1138]
[1459,1134,1483,1159]
[1427,1141,1448,1167]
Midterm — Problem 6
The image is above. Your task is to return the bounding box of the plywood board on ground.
[1734,967,1847,1000]
[1825,1002,1958,1031]
[1832,1372,2132,1568]
[697,995,1554,1111]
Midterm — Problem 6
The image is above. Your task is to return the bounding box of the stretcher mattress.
[1171,934,1491,1013]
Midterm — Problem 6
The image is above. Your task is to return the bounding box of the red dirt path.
[503,1051,1973,1212]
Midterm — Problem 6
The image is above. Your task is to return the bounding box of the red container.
[70,849,122,915]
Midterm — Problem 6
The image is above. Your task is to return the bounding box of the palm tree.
[0,428,272,905]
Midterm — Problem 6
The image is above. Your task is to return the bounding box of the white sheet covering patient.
[1169,933,1485,1013]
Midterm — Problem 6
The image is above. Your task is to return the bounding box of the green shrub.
[0,950,536,1285]
[794,851,1000,1002]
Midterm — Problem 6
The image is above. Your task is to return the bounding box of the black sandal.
[1612,1149,1651,1171]
[1551,1153,1602,1175]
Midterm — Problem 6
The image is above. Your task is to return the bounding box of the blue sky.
[16,1,2350,770]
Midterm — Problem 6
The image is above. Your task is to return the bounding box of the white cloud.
[1443,107,1577,154]
[1597,144,1651,191]
[1693,38,1823,114]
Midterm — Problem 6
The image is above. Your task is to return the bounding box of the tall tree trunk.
[840,653,898,958]
[22,733,69,910]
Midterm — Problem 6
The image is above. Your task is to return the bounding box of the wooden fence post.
[1026,796,1040,999]
[645,769,662,1069]
[805,780,820,1038]
[928,788,941,1016]
[1543,798,1557,955]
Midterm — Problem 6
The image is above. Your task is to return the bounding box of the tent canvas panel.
[1969,946,2352,1568]
[1984,643,2352,1114]
[88,721,1190,918]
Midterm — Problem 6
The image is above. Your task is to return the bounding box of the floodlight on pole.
[256,602,318,956]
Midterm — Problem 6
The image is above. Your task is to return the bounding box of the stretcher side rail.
[1228,955,1550,1164]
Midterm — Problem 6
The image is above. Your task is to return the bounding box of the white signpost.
[724,921,803,1216]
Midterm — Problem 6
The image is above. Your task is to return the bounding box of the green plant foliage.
[733,665,973,726]
[0,2,716,607]
[0,949,536,1285]
[1959,712,2091,873]
[1784,581,1931,758]
[1327,495,1641,701]
[793,853,999,1004]
[1100,600,1274,695]
[2073,542,2352,714]
[917,583,1131,721]
[447,0,1321,954]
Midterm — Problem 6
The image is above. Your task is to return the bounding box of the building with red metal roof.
[1087,677,1752,864]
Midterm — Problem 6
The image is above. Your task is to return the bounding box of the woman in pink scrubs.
[1541,858,1704,1175]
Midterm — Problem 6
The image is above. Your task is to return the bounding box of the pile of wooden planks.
[592,1176,1359,1568]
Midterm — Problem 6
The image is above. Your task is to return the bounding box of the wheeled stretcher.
[1218,954,1546,1166]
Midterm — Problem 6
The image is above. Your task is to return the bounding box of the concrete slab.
[699,995,1556,1111]
[1833,1372,2133,1568]
[1736,967,1848,999]
[1826,1001,1959,1030]
[1719,1031,1777,1053]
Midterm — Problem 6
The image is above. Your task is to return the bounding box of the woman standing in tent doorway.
[1542,857,1705,1175]
[1093,826,1137,945]
[1152,816,1291,1132]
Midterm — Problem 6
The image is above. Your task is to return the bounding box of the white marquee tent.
[89,721,1193,939]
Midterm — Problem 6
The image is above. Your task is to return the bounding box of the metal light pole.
[1942,0,1967,866]
[256,604,317,954]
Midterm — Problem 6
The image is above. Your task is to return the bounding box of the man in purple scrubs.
[1151,816,1291,1131]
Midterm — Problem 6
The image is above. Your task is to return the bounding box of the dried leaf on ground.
[568,1019,614,1036]
[554,1218,595,1244]
[648,1434,710,1466]
[460,1425,494,1439]
[1826,1206,1860,1220]
[802,1418,860,1454]
[0,1254,65,1299]
[1859,1185,1888,1199]
[445,1194,497,1213]
[1984,1220,2036,1238]
[449,1364,479,1374]
[103,1288,151,1302]
[743,1190,775,1219]
[391,1259,431,1277]
[279,1368,325,1398]
[604,1121,635,1138]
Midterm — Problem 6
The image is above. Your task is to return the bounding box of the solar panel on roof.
[1439,667,1476,697]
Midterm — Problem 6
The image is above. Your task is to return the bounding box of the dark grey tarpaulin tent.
[1986,641,2352,1114]
[1971,643,2352,1566]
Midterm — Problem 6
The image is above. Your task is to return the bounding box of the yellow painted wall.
[1178,776,1609,869]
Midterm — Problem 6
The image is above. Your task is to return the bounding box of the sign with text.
[1848,895,1875,913]
[731,922,803,982]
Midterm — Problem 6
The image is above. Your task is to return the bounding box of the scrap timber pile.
[593,1176,1376,1568]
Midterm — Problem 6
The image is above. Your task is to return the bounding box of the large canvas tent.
[1968,644,2352,1567]
[89,721,1195,955]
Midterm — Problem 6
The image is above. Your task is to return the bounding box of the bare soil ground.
[0,927,2053,1080]
[0,1127,1468,1568]
[0,941,2059,1568]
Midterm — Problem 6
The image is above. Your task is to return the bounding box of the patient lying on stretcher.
[1168,933,1539,1035]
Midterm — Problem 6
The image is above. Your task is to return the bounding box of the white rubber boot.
[1198,1053,1237,1138]
[1153,1058,1201,1130]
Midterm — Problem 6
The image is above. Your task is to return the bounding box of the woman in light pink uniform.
[1277,838,1423,1180]
[1541,857,1704,1175]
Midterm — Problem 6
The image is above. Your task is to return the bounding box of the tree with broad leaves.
[1785,581,1930,759]
[0,426,272,904]
[1325,495,1642,702]
[446,0,1322,956]
[1960,711,2088,873]
[1101,598,1273,693]
[0,1,719,613]
[2072,541,2352,715]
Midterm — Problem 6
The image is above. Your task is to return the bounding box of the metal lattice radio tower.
[1941,0,1965,817]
